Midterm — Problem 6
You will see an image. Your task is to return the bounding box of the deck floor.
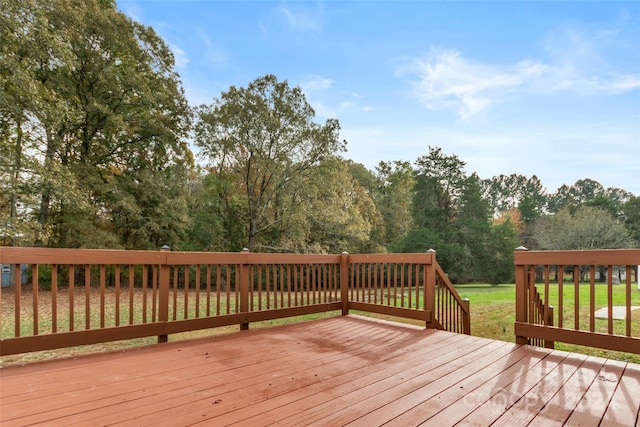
[1,315,639,426]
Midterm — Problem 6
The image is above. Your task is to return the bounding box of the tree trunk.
[10,120,23,246]
[248,218,257,251]
[35,128,57,247]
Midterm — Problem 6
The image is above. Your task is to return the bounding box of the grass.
[2,282,640,366]
[455,283,640,363]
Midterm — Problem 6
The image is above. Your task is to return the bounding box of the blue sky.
[118,1,640,195]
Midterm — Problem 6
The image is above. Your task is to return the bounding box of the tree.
[373,160,414,247]
[456,174,518,284]
[486,219,519,284]
[534,206,633,250]
[1,0,62,245]
[622,196,640,246]
[195,74,345,251]
[481,174,547,220]
[1,0,193,248]
[412,146,467,230]
[304,159,383,253]
[393,147,467,274]
[545,179,630,215]
[456,174,492,281]
[184,168,246,251]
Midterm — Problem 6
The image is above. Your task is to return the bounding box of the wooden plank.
[382,345,533,426]
[121,332,474,426]
[165,252,342,265]
[490,352,589,426]
[348,301,431,322]
[0,323,166,355]
[0,247,166,264]
[526,356,608,426]
[515,322,640,354]
[418,346,554,426]
[28,318,447,426]
[1,316,638,426]
[228,336,492,427]
[0,317,351,386]
[1,318,372,424]
[564,359,627,425]
[248,253,341,265]
[452,350,569,426]
[349,253,433,264]
[514,249,640,266]
[319,341,517,427]
[598,362,640,426]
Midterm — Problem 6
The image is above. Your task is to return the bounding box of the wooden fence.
[515,248,640,354]
[0,248,470,356]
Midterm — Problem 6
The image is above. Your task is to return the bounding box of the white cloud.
[297,76,377,119]
[300,75,334,91]
[311,101,375,120]
[402,49,522,119]
[401,28,640,119]
[195,28,228,69]
[279,5,320,31]
[339,101,356,110]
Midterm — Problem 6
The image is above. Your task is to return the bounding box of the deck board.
[1,315,639,426]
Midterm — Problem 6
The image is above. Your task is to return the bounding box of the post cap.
[515,246,528,251]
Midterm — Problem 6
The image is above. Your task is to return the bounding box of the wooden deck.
[1,316,639,426]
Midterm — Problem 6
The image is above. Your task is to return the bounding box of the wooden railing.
[342,254,469,334]
[0,248,470,356]
[434,262,471,335]
[515,248,640,354]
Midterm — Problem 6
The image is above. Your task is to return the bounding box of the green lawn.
[454,283,640,363]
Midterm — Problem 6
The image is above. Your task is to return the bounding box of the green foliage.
[624,197,640,246]
[2,0,637,289]
[305,159,384,253]
[373,160,414,248]
[194,74,346,251]
[1,0,192,249]
[534,205,634,250]
[412,146,466,230]
[546,179,632,216]
[484,220,519,284]
[481,174,547,217]
[393,150,518,283]
[391,228,463,277]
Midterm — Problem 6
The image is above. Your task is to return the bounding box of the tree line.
[2,0,637,283]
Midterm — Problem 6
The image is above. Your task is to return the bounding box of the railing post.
[515,246,528,345]
[545,305,554,349]
[462,298,471,335]
[424,249,436,328]
[239,248,250,330]
[340,252,349,315]
[157,262,170,343]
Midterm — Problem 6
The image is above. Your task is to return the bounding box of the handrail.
[0,248,471,356]
[514,248,639,354]
[433,263,470,334]
[527,268,554,349]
